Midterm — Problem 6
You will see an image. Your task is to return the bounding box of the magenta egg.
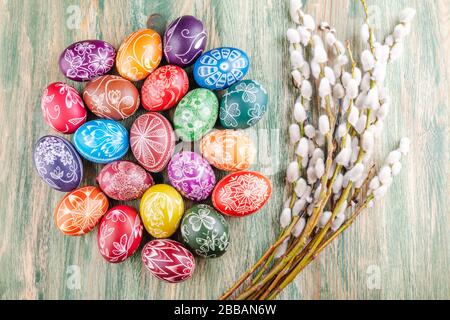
[167,151,216,201]
[97,161,154,201]
[41,82,87,134]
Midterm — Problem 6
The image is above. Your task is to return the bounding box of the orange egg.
[116,29,162,81]
[200,130,256,172]
[54,186,109,236]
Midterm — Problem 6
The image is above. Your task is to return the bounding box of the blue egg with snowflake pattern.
[193,47,250,90]
[219,80,268,129]
[73,119,129,164]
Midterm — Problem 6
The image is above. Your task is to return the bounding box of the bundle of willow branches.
[220,0,415,300]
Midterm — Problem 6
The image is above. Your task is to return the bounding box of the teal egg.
[173,88,218,142]
[219,80,268,129]
[180,204,230,258]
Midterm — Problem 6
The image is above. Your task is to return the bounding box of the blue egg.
[33,135,83,192]
[73,120,129,164]
[193,47,250,90]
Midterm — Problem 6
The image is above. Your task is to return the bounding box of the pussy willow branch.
[360,0,375,54]
[257,99,336,300]
[265,166,376,300]
[266,194,374,300]
[220,0,413,300]
[272,51,377,300]
[265,166,376,299]
[219,217,299,300]
[256,38,365,300]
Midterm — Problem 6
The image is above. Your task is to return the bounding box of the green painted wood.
[0,0,448,300]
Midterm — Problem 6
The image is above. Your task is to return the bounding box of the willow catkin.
[287,161,300,183]
[318,115,330,135]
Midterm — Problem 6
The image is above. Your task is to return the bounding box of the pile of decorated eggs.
[33,14,271,284]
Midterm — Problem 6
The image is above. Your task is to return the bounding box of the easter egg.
[82,75,139,120]
[96,161,154,201]
[141,65,189,111]
[33,135,83,192]
[173,88,218,142]
[73,119,129,164]
[212,171,272,217]
[220,80,269,129]
[163,15,207,67]
[41,82,87,134]
[193,47,250,90]
[139,184,184,238]
[167,151,215,201]
[59,40,116,82]
[130,112,175,172]
[97,205,143,263]
[181,204,230,258]
[142,239,195,283]
[200,130,256,171]
[116,29,162,81]
[55,186,109,236]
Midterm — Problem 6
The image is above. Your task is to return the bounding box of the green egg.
[219,79,269,129]
[180,204,230,258]
[173,88,218,141]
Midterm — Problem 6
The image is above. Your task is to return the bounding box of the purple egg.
[33,135,83,192]
[59,40,116,82]
[168,151,215,201]
[163,15,207,67]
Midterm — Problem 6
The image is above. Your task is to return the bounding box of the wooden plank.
[0,0,448,300]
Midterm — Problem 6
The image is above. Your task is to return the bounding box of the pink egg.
[97,205,143,263]
[97,161,154,201]
[41,82,87,134]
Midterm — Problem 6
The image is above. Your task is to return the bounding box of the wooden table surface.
[0,0,449,300]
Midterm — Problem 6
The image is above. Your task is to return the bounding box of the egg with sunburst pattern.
[130,112,175,173]
[54,186,109,236]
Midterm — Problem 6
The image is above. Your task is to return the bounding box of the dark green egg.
[219,79,269,129]
[180,204,230,258]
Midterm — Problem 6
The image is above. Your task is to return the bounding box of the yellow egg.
[116,29,162,81]
[139,184,184,238]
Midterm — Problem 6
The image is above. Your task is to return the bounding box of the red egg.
[141,239,195,283]
[41,82,87,133]
[97,161,154,201]
[130,112,175,172]
[141,65,189,111]
[97,205,143,263]
[212,171,272,217]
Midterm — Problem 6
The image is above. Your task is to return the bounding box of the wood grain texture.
[0,0,448,300]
